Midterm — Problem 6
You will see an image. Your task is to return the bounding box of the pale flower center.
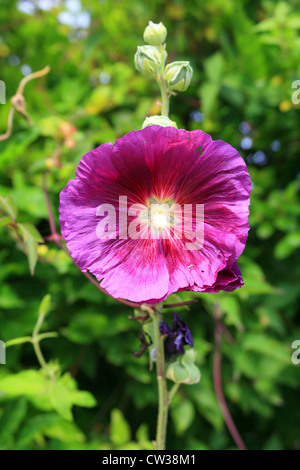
[138,197,175,235]
[151,208,169,229]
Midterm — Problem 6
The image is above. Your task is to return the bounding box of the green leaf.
[0,196,17,220]
[0,370,47,399]
[18,222,43,275]
[70,390,97,408]
[0,399,28,448]
[274,232,300,259]
[135,423,154,450]
[200,82,220,116]
[44,419,86,444]
[14,414,62,450]
[171,400,195,435]
[263,435,284,451]
[190,375,223,430]
[204,52,225,82]
[236,257,274,296]
[19,222,43,242]
[0,216,13,228]
[218,295,243,329]
[110,409,131,446]
[116,442,142,450]
[241,334,291,365]
[49,382,73,422]
[62,312,108,344]
[0,284,24,309]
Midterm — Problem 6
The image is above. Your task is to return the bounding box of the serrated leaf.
[49,382,73,422]
[0,370,47,399]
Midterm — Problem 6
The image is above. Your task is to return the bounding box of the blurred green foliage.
[0,0,299,450]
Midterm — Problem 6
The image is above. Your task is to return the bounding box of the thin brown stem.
[163,299,198,308]
[0,66,50,142]
[43,173,57,237]
[213,304,246,450]
[17,66,50,95]
[0,107,15,141]
[128,314,150,321]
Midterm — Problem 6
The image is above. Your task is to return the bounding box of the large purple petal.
[59,126,251,303]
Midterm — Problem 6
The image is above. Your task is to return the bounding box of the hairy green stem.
[151,303,169,450]
[157,77,169,117]
[32,339,50,375]
[32,313,55,383]
[168,383,180,404]
[156,44,169,117]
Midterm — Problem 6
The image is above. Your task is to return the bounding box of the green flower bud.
[164,61,193,92]
[142,115,178,129]
[166,349,201,385]
[134,45,161,76]
[143,21,167,46]
[39,294,52,317]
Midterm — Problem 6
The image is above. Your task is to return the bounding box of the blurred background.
[0,0,299,450]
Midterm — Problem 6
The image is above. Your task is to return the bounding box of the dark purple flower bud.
[159,313,193,361]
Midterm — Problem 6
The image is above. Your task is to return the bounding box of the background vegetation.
[0,0,299,450]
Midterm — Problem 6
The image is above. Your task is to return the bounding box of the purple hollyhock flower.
[159,313,193,361]
[59,126,251,303]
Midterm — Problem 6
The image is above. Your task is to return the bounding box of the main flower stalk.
[151,303,168,450]
[156,45,169,117]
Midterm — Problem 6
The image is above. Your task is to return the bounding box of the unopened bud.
[164,61,193,92]
[134,45,161,76]
[142,115,177,129]
[143,21,167,46]
[166,349,201,385]
[39,294,52,317]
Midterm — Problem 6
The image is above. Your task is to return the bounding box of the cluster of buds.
[135,20,193,92]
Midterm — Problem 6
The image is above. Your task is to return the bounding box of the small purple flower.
[159,313,193,361]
